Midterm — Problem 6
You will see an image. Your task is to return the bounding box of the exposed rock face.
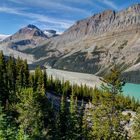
[0,24,48,63]
[48,4,140,46]
[26,4,140,83]
[0,24,48,51]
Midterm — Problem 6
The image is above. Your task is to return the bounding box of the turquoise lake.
[123,83,140,100]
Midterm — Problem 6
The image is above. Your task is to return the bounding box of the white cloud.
[0,6,74,31]
[98,0,119,10]
[7,0,91,16]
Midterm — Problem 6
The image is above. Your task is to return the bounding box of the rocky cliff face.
[61,4,140,41]
[0,24,48,51]
[47,4,140,47]
[28,4,140,83]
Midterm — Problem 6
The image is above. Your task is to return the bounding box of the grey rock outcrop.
[0,24,48,51]
[27,4,140,84]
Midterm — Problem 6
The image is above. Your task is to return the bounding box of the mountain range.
[1,4,140,83]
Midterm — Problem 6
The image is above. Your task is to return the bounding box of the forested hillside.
[0,51,140,139]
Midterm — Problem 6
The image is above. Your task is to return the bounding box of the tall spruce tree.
[0,51,8,106]
[101,65,125,95]
[16,88,45,138]
[67,91,79,139]
[56,95,68,139]
[132,107,140,140]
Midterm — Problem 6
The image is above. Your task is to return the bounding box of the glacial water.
[123,83,140,100]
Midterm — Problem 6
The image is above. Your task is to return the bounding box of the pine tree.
[43,69,47,92]
[0,103,16,140]
[132,107,140,140]
[16,125,29,140]
[131,96,136,111]
[34,67,44,92]
[16,88,44,138]
[100,65,125,95]
[23,60,29,87]
[78,99,85,139]
[6,56,17,104]
[0,103,6,139]
[16,57,24,88]
[0,51,8,106]
[90,100,127,140]
[56,95,68,139]
[67,91,79,139]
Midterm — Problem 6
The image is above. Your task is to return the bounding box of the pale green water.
[123,83,140,100]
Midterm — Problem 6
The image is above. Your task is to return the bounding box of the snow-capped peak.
[43,30,57,38]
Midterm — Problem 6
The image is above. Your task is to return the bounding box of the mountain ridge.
[29,3,140,83]
[1,4,140,83]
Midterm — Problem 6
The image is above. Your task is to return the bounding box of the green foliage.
[132,107,140,140]
[0,51,7,106]
[0,51,139,139]
[16,88,46,138]
[101,66,125,95]
[53,51,100,74]
[0,103,16,140]
[90,100,127,140]
[56,95,68,139]
[16,125,29,140]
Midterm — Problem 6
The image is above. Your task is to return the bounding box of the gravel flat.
[46,68,102,88]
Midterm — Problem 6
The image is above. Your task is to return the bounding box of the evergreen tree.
[90,100,128,140]
[56,95,68,139]
[131,96,136,111]
[67,92,79,139]
[78,99,85,139]
[16,125,29,140]
[0,103,16,140]
[6,56,17,104]
[34,67,44,92]
[43,69,47,91]
[101,65,125,95]
[0,51,7,106]
[16,57,24,88]
[16,88,45,138]
[0,103,6,139]
[132,107,140,140]
[23,60,29,87]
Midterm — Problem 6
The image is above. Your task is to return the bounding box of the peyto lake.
[123,83,140,100]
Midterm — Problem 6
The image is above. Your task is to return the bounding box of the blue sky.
[0,0,140,34]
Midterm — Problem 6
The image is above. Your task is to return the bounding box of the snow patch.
[0,34,10,41]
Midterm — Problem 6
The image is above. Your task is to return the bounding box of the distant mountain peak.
[27,24,39,30]
[43,30,58,38]
[126,3,140,12]
[0,24,48,51]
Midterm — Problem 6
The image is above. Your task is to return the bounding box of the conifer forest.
[0,51,140,140]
